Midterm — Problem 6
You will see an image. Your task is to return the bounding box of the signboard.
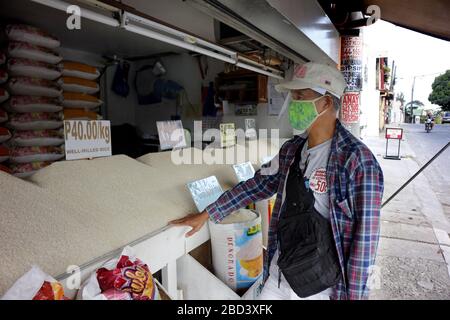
[245,118,257,140]
[64,120,111,160]
[385,128,403,140]
[341,92,360,123]
[235,104,257,116]
[384,127,403,160]
[232,162,255,182]
[187,176,224,212]
[341,36,362,92]
[220,123,236,148]
[156,120,187,150]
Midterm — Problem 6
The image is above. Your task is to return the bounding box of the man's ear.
[323,95,333,110]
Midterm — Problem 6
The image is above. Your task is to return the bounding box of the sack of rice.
[2,96,62,113]
[60,61,100,80]
[7,41,63,64]
[62,92,102,109]
[11,129,64,147]
[9,161,52,178]
[6,24,60,49]
[58,77,99,94]
[10,146,64,163]
[0,110,7,123]
[7,112,63,131]
[1,265,68,300]
[0,88,9,103]
[78,246,160,300]
[0,127,12,143]
[0,163,11,174]
[64,108,98,120]
[7,58,61,80]
[0,145,9,162]
[7,77,62,98]
[0,69,8,84]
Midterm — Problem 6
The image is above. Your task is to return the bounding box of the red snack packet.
[32,281,66,300]
[96,255,158,300]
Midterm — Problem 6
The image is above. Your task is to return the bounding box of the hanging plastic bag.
[77,246,160,300]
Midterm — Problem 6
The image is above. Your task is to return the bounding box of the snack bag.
[78,246,159,300]
[1,265,68,300]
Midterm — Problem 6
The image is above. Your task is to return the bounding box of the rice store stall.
[0,0,340,300]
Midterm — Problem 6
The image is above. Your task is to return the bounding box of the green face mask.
[288,96,323,132]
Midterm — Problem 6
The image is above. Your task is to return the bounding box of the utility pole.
[410,76,416,123]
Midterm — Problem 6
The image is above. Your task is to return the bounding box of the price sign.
[156,120,186,150]
[64,120,112,160]
[233,162,255,182]
[187,176,223,212]
[385,128,403,139]
[220,123,236,148]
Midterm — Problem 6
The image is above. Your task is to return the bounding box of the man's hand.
[169,211,210,237]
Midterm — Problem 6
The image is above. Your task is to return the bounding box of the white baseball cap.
[275,62,346,98]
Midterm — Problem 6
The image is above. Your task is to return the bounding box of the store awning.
[363,0,450,41]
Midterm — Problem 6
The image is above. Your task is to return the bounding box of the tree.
[405,100,424,115]
[428,70,450,111]
[396,92,405,108]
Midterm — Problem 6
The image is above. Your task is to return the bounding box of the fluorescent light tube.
[124,23,237,64]
[236,62,284,79]
[30,0,120,27]
[125,12,236,57]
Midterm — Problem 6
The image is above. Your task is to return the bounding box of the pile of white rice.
[0,139,280,295]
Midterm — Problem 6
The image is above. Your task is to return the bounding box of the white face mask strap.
[277,91,292,121]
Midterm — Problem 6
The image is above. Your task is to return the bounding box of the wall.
[222,103,292,139]
[133,54,224,136]
[359,30,381,138]
[104,62,137,126]
[104,53,293,140]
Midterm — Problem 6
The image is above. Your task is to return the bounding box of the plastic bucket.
[208,209,263,292]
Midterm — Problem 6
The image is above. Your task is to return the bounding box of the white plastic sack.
[8,41,63,64]
[8,58,61,80]
[2,96,63,113]
[6,24,60,49]
[77,246,160,300]
[58,77,99,94]
[1,265,66,300]
[7,77,62,98]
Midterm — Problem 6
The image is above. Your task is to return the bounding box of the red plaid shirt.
[206,120,384,300]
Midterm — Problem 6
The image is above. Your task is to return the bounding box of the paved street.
[363,129,450,299]
[401,123,450,223]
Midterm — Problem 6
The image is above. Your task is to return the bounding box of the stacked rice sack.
[59,61,102,121]
[2,24,65,178]
[0,48,12,175]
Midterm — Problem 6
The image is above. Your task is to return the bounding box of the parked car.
[442,112,450,123]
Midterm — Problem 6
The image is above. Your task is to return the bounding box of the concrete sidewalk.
[362,133,450,299]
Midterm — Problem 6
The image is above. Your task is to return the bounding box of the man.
[170,62,384,300]
[426,111,435,129]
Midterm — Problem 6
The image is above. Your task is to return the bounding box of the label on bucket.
[235,223,263,289]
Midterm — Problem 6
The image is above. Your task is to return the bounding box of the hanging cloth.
[112,61,130,97]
